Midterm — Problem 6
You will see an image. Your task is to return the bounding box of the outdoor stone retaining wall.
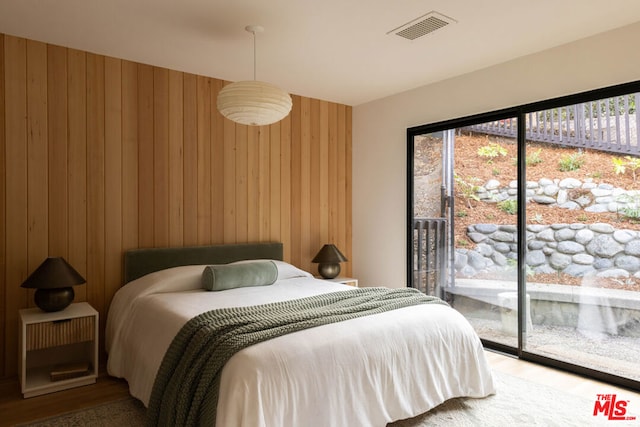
[477,177,639,213]
[455,222,640,280]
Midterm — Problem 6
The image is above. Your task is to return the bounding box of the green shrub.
[456,239,469,247]
[558,152,584,172]
[454,174,481,209]
[612,156,640,182]
[530,213,544,223]
[612,157,626,175]
[526,149,543,166]
[477,142,507,163]
[497,199,517,215]
[617,191,640,219]
[511,149,544,167]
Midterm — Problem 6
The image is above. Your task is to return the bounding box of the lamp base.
[318,263,341,279]
[34,287,75,312]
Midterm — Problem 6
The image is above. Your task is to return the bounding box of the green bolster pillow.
[202,260,278,291]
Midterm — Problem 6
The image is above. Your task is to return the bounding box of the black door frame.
[407,80,640,392]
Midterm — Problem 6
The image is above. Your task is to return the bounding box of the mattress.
[106,260,495,426]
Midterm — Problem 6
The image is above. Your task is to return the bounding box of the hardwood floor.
[1,351,639,426]
[484,350,640,401]
[0,372,129,427]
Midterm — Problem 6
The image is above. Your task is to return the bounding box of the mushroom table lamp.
[312,244,348,279]
[21,257,86,312]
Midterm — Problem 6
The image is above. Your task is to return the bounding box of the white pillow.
[272,260,313,280]
[228,259,312,280]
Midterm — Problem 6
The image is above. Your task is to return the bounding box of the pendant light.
[217,25,293,126]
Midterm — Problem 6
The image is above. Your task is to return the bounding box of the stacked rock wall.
[456,222,640,280]
[477,177,640,213]
[455,177,640,279]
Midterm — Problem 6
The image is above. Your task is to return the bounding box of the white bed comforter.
[106,261,495,427]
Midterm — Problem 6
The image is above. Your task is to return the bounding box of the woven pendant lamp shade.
[217,80,292,126]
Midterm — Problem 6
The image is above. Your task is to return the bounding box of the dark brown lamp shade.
[21,257,86,312]
[312,244,348,279]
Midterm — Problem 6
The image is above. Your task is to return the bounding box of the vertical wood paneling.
[235,125,248,242]
[211,80,225,243]
[310,99,321,265]
[328,103,338,246]
[222,92,236,243]
[196,76,211,244]
[280,115,292,261]
[289,97,301,267]
[269,123,281,242]
[168,70,184,247]
[337,104,348,272]
[182,73,198,245]
[67,48,87,302]
[259,126,270,241]
[26,40,49,298]
[344,106,353,276]
[104,56,122,313]
[300,97,312,272]
[121,61,138,251]
[1,34,352,379]
[86,53,105,326]
[153,68,169,247]
[319,101,329,244]
[47,45,68,257]
[4,35,29,376]
[0,34,6,377]
[137,64,154,248]
[247,126,260,242]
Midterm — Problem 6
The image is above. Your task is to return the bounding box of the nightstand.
[323,277,358,287]
[19,302,98,398]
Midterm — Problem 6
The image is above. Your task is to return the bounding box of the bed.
[106,242,495,426]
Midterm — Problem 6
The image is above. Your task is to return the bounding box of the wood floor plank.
[484,351,640,399]
[0,373,130,427]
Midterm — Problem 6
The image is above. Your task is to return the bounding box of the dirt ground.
[440,132,640,290]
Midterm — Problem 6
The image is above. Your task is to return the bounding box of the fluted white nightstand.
[19,302,98,398]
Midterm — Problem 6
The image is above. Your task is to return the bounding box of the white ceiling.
[1,1,640,106]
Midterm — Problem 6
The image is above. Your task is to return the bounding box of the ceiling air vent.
[388,11,457,41]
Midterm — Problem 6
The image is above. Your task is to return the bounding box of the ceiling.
[1,1,640,106]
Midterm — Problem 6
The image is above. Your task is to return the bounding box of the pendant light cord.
[245,25,263,81]
[253,30,257,81]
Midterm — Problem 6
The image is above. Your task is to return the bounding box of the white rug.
[390,371,632,427]
[20,371,637,427]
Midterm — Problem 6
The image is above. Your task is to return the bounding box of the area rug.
[19,371,632,427]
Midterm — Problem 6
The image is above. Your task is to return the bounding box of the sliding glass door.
[408,82,640,390]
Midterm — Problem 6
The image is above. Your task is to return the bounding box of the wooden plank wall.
[0,33,352,379]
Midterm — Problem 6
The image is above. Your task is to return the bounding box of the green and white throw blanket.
[146,287,447,427]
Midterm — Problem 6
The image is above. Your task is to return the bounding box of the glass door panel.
[523,99,640,382]
[412,132,447,297]
[447,119,519,348]
[412,120,520,348]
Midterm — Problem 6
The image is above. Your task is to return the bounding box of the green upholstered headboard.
[123,242,283,284]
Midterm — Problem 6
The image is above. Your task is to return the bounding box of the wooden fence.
[463,93,640,155]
